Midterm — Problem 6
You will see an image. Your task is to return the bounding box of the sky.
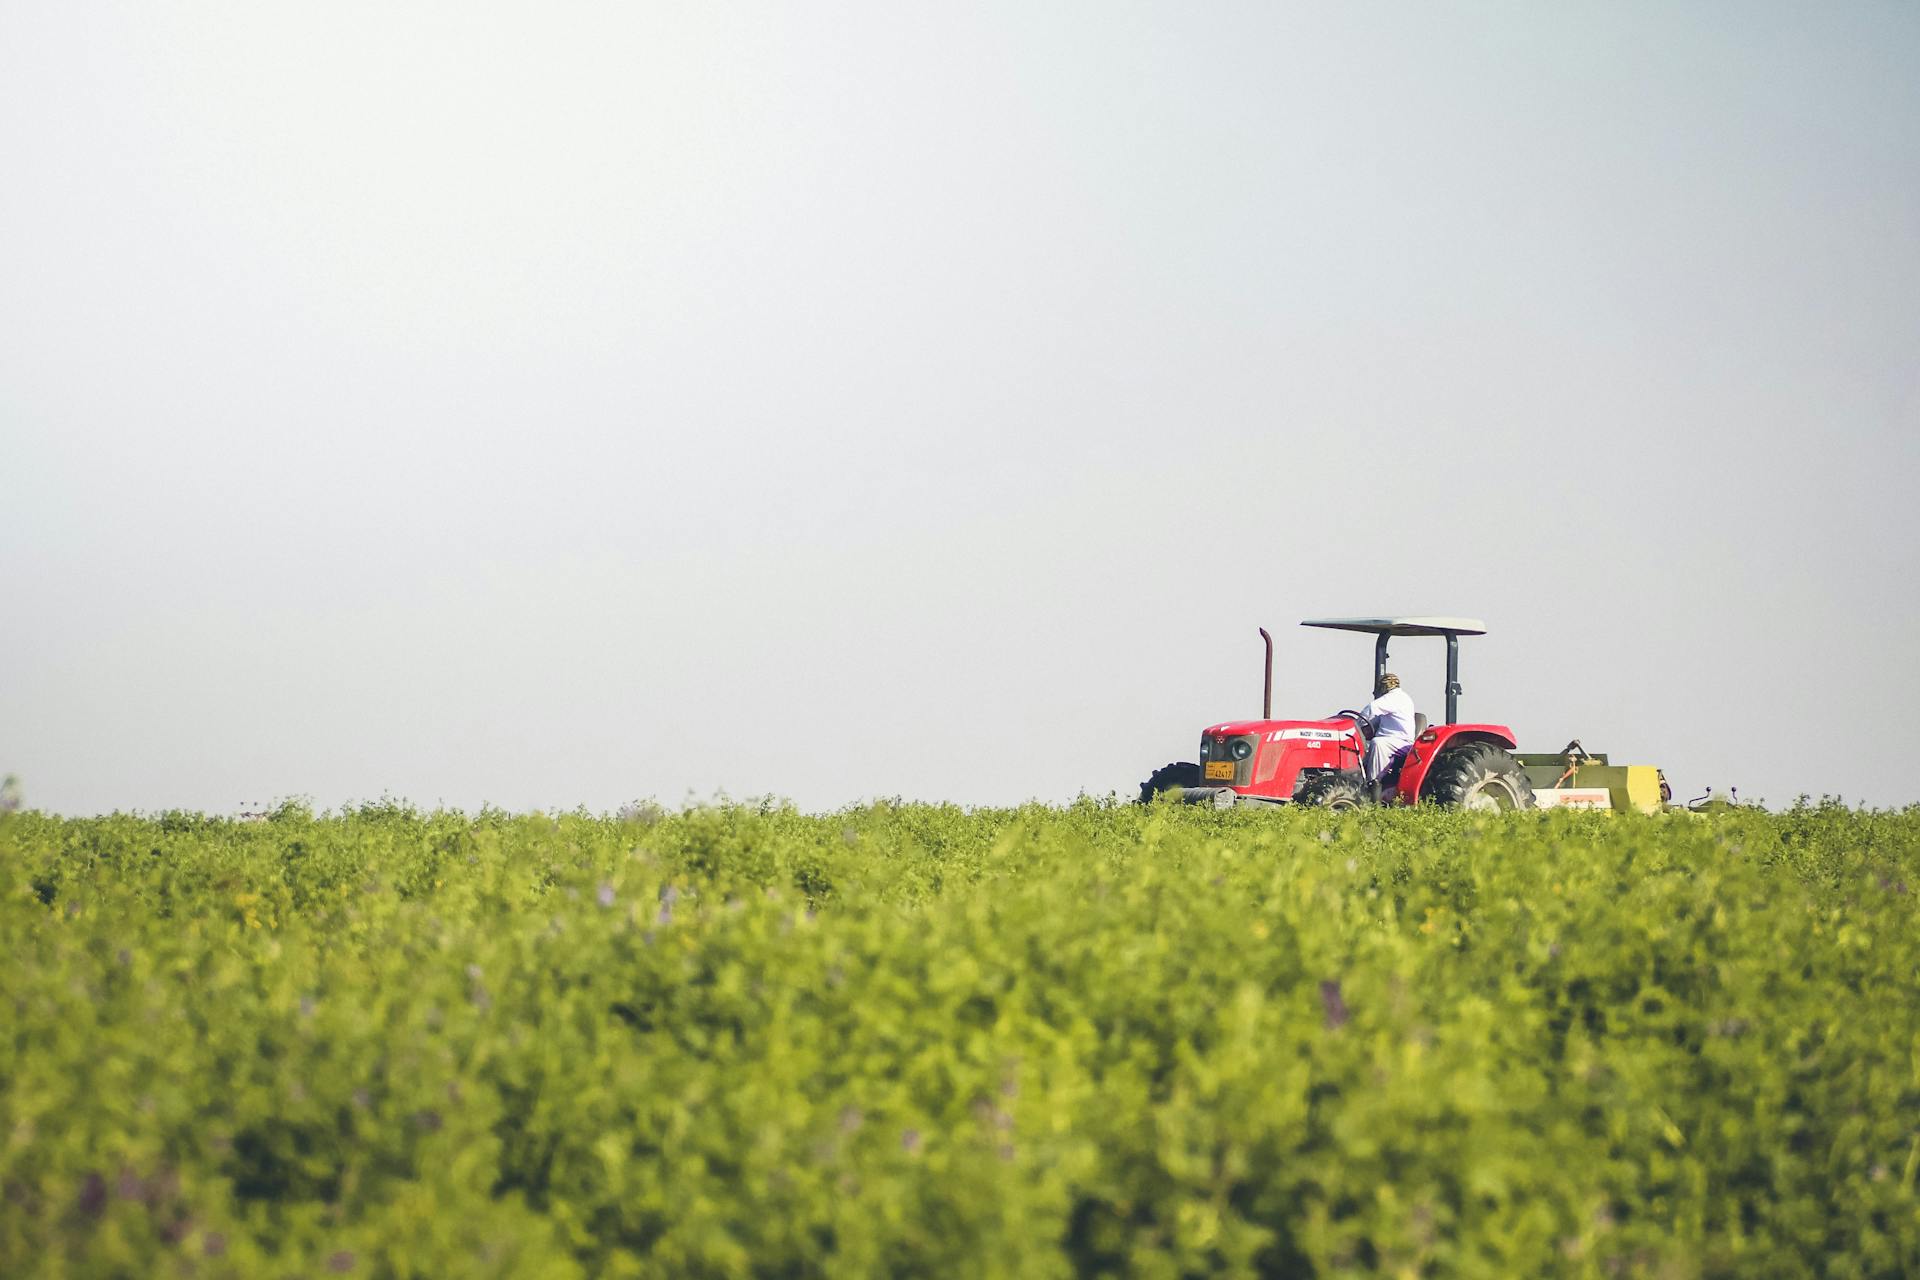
[3,1,1917,814]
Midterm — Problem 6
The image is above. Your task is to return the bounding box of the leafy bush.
[2,801,1916,1276]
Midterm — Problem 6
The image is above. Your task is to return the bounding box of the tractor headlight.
[1199,738,1212,759]
[1230,738,1253,761]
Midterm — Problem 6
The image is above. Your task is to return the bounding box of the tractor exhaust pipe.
[1258,627,1273,719]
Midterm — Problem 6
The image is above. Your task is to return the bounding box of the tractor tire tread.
[1420,742,1536,811]
[1138,762,1203,805]
[1295,770,1371,811]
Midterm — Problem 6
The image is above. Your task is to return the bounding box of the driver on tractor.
[1359,672,1418,794]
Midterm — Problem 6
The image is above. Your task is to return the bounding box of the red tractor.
[1139,617,1537,811]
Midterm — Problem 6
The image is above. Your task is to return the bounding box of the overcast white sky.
[4,2,1917,814]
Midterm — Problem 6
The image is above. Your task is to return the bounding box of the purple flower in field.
[329,1249,356,1272]
[204,1232,227,1257]
[77,1172,107,1217]
[659,884,680,907]
[1319,979,1350,1031]
[901,1129,923,1155]
[597,883,617,908]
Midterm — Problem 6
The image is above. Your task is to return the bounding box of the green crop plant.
[2,799,1916,1277]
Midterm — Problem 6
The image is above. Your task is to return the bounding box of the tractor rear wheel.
[1294,771,1371,810]
[1421,742,1536,811]
[1138,762,1202,804]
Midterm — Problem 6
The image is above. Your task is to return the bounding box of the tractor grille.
[1198,733,1258,787]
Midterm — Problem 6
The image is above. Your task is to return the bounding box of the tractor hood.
[1196,719,1364,799]
[1204,718,1358,740]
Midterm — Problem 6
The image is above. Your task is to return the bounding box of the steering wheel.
[1330,710,1373,741]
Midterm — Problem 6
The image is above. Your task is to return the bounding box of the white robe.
[1359,686,1417,781]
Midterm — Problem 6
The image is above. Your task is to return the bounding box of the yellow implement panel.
[1620,766,1664,815]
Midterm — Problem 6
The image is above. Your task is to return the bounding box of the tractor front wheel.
[1421,743,1536,811]
[1294,771,1372,811]
[1139,762,1202,805]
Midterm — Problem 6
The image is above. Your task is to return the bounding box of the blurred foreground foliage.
[2,799,1917,1277]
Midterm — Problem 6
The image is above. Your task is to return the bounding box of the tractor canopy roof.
[1300,616,1486,637]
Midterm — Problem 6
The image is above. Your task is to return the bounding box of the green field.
[3,800,1917,1277]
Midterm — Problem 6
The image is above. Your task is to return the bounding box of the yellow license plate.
[1204,761,1235,780]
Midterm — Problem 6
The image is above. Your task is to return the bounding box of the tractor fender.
[1394,724,1519,805]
